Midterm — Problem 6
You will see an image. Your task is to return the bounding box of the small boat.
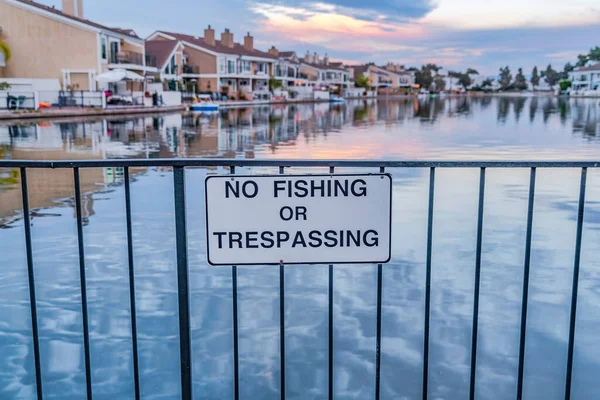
[330,96,346,103]
[189,94,219,112]
[190,102,219,112]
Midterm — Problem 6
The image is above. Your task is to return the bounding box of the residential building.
[383,63,416,89]
[145,39,185,90]
[147,27,277,99]
[269,49,312,88]
[569,63,600,92]
[0,0,155,90]
[300,52,350,90]
[348,64,397,91]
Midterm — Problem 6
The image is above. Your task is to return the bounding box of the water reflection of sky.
[0,97,599,399]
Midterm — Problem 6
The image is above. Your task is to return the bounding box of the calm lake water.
[1,97,600,400]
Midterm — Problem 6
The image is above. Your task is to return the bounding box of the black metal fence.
[1,158,599,400]
[38,91,104,108]
[0,91,36,110]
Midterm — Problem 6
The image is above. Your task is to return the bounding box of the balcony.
[111,51,145,66]
[145,55,157,68]
[183,65,200,74]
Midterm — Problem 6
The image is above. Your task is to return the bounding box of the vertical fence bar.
[375,165,385,400]
[565,167,588,400]
[230,165,240,400]
[173,167,192,400]
[422,167,435,400]
[329,165,335,400]
[74,167,93,400]
[279,165,286,400]
[124,168,141,400]
[20,168,44,400]
[516,167,536,400]
[469,167,486,400]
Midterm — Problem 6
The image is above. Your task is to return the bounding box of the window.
[109,41,119,63]
[101,37,107,60]
[228,60,235,74]
[238,60,251,73]
[219,57,226,74]
[165,55,176,74]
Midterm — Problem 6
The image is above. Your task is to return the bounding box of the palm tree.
[0,40,10,62]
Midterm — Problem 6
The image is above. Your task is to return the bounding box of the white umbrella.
[95,68,144,83]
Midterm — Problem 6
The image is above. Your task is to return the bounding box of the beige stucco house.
[0,0,155,90]
[147,27,277,99]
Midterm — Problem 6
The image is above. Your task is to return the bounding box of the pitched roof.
[156,31,277,59]
[145,40,179,69]
[349,65,369,76]
[575,63,600,72]
[302,61,347,72]
[14,0,142,40]
[381,66,412,76]
[279,51,296,58]
[111,28,140,38]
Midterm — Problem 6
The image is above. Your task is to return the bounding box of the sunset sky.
[39,0,600,75]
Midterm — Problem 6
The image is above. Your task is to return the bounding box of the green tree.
[434,75,446,92]
[541,64,559,89]
[466,68,479,75]
[559,79,572,91]
[576,54,589,67]
[564,62,575,73]
[354,73,370,89]
[514,68,527,90]
[0,82,10,90]
[0,40,10,62]
[499,66,512,90]
[268,76,282,92]
[588,46,600,61]
[531,66,540,89]
[481,78,493,89]
[415,67,434,91]
[457,73,473,90]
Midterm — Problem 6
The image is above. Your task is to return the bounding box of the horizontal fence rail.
[2,158,598,400]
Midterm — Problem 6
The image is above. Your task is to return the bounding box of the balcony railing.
[112,51,145,66]
[182,65,200,74]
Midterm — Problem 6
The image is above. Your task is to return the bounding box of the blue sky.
[39,0,600,74]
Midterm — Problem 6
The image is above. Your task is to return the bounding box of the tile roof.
[381,66,412,76]
[111,28,140,38]
[156,31,278,59]
[145,40,179,69]
[301,61,347,72]
[575,63,600,72]
[14,0,143,39]
[279,51,296,58]
[349,65,369,76]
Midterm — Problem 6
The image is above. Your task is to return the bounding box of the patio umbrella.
[95,68,144,83]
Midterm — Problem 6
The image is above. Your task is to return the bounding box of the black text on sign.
[205,174,392,266]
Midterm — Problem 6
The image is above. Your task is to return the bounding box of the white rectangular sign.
[205,174,392,265]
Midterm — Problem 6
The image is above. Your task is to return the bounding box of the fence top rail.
[1,159,599,169]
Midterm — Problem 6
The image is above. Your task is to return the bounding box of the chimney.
[204,25,215,46]
[305,50,311,63]
[62,0,83,18]
[268,46,279,57]
[313,52,318,64]
[324,53,329,66]
[221,28,234,49]
[244,32,254,51]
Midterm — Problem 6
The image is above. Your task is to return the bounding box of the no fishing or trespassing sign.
[205,174,392,266]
